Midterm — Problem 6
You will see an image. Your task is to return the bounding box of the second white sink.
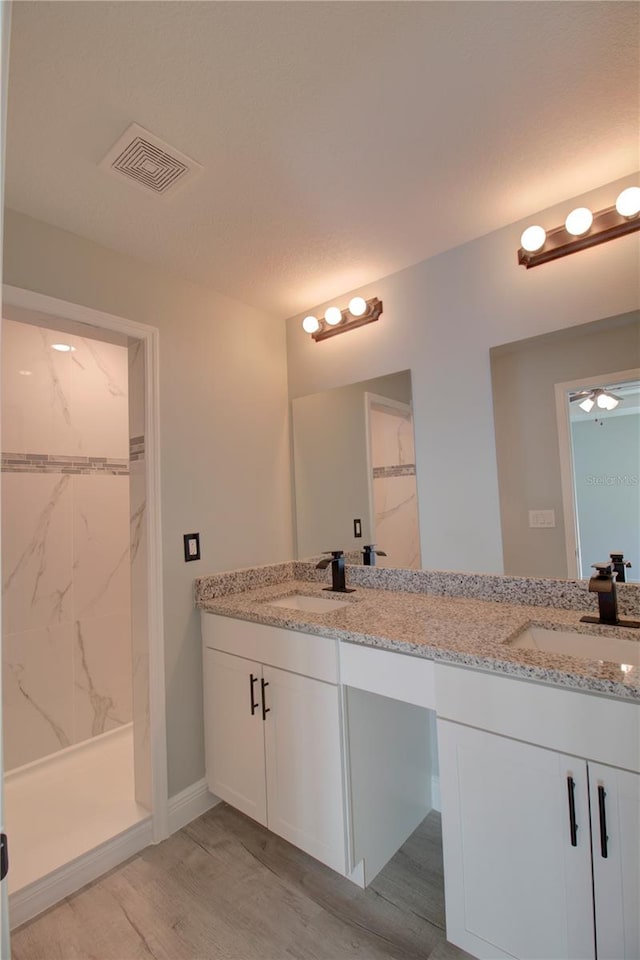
[266,593,351,613]
[508,625,639,668]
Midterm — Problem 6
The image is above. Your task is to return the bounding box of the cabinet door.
[203,649,267,826]
[263,666,346,874]
[589,763,640,960]
[438,720,595,960]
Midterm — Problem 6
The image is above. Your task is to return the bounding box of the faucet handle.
[592,562,615,577]
[322,550,344,559]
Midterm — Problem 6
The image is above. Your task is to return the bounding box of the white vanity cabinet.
[436,664,640,960]
[202,614,347,875]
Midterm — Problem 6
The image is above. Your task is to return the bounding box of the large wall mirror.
[491,310,639,581]
[291,371,421,568]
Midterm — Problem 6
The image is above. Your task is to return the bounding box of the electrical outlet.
[353,518,362,538]
[183,532,201,561]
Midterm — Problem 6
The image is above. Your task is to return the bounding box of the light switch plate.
[528,509,556,529]
[183,532,201,561]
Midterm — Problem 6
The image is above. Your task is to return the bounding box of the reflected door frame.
[364,391,420,565]
[554,367,640,580]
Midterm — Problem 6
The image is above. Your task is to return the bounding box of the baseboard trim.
[431,774,441,813]
[168,777,219,835]
[9,818,153,930]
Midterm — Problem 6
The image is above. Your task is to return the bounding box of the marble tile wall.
[1,318,133,770]
[369,404,420,569]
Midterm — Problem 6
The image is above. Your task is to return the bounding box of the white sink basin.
[266,593,351,613]
[509,626,639,668]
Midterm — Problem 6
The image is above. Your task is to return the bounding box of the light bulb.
[565,207,593,236]
[596,392,609,409]
[324,306,342,326]
[348,296,367,317]
[603,394,619,411]
[302,315,319,334]
[520,225,546,252]
[615,186,640,219]
[51,343,75,352]
[578,396,594,413]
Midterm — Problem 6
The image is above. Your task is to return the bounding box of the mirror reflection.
[491,311,640,581]
[291,371,421,568]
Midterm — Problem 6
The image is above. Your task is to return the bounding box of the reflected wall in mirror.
[292,371,421,567]
[491,310,640,580]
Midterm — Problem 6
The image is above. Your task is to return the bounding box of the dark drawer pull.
[249,674,259,716]
[261,678,270,721]
[597,785,608,859]
[567,776,578,847]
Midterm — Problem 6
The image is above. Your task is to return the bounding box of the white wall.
[2,208,293,795]
[286,175,640,574]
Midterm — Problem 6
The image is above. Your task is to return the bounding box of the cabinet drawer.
[436,663,640,772]
[340,641,436,709]
[201,612,338,683]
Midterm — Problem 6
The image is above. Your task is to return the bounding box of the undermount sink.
[508,626,639,668]
[266,593,351,613]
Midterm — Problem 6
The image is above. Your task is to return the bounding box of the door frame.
[1,283,169,842]
[554,367,640,580]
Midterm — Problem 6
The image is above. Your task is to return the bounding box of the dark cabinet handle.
[261,678,270,721]
[597,785,609,859]
[249,674,259,716]
[567,776,578,846]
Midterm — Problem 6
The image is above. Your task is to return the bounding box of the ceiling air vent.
[100,123,202,197]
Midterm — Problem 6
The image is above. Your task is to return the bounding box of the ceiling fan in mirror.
[569,388,623,413]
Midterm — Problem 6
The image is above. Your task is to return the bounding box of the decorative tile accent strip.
[1,452,129,475]
[373,464,416,479]
[129,435,145,462]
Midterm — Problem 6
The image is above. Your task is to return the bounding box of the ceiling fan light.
[578,396,595,413]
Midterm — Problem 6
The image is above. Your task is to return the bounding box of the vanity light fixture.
[302,296,383,342]
[518,186,640,268]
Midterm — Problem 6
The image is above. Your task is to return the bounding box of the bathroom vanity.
[197,563,640,960]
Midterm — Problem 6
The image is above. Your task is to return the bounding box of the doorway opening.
[1,286,167,926]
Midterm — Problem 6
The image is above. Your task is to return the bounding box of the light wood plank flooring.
[12,803,472,960]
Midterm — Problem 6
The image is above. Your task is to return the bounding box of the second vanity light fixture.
[518,185,640,268]
[302,296,383,342]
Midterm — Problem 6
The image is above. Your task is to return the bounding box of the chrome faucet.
[316,550,355,593]
[581,562,640,629]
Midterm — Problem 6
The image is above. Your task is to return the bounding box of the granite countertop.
[198,577,640,702]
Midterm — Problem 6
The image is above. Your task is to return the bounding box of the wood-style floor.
[11,803,473,960]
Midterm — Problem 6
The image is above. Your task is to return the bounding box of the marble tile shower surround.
[1,318,133,770]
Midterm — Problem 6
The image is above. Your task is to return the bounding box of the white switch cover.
[529,509,556,528]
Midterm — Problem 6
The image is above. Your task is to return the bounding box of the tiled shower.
[1,317,133,771]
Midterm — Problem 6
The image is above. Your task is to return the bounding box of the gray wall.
[491,313,640,578]
[286,175,640,575]
[3,208,293,797]
[571,414,640,581]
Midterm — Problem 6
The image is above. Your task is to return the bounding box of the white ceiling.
[5,1,639,318]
